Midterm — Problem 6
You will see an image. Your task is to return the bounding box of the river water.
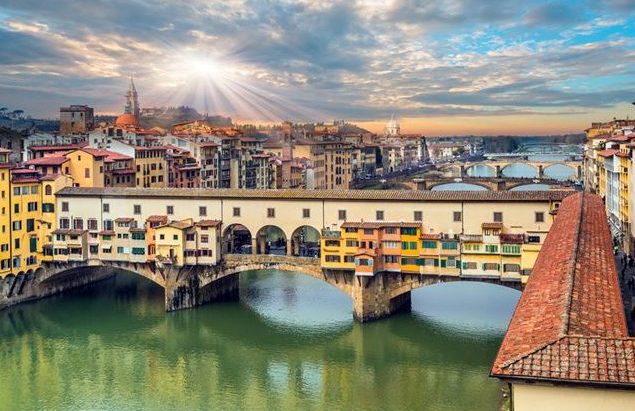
[0,271,520,411]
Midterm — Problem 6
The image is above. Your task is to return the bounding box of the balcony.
[460,234,482,242]
[321,229,341,239]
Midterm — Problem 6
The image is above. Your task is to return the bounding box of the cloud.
[0,0,633,130]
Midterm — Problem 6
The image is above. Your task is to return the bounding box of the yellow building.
[0,148,12,277]
[135,146,167,188]
[61,148,106,187]
[155,219,193,266]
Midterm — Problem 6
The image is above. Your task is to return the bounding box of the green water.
[0,271,520,411]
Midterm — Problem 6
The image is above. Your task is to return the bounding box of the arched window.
[45,185,52,195]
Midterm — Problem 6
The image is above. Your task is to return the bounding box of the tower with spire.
[385,114,400,137]
[123,76,140,118]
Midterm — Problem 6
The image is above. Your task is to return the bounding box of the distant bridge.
[1,254,523,322]
[455,160,582,180]
[411,176,575,191]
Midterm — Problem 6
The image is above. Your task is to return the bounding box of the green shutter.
[440,259,446,268]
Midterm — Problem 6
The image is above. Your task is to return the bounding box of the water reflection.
[500,163,537,178]
[0,271,519,411]
[542,164,576,181]
[466,165,496,177]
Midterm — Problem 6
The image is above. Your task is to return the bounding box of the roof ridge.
[562,192,585,336]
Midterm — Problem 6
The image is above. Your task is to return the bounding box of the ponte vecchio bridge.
[1,187,570,321]
[454,159,582,180]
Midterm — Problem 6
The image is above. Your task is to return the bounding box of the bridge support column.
[495,165,502,178]
[460,165,466,178]
[165,273,238,312]
[351,273,411,322]
[251,238,257,255]
[286,239,292,256]
[577,165,582,180]
[538,165,544,179]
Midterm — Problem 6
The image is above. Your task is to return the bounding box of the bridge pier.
[165,273,238,311]
[351,273,412,322]
[495,165,502,178]
[538,165,544,179]
[460,165,467,178]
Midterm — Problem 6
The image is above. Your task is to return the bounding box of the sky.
[1,0,635,135]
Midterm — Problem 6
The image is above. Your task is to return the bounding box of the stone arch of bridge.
[209,262,352,296]
[387,274,523,301]
[290,225,321,257]
[255,225,288,255]
[222,224,253,255]
[428,181,493,191]
[39,261,168,289]
[464,163,497,177]
[541,162,578,176]
[498,162,538,177]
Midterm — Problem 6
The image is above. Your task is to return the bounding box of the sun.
[184,55,224,79]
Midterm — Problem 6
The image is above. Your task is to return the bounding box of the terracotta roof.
[28,143,87,151]
[491,193,633,387]
[56,187,573,202]
[500,234,524,244]
[597,149,619,158]
[99,230,115,235]
[481,222,503,229]
[420,233,442,240]
[24,156,69,166]
[82,148,132,162]
[341,222,421,229]
[129,227,147,232]
[114,217,134,223]
[146,215,168,223]
[196,219,222,227]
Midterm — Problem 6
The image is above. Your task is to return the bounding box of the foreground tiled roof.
[491,193,633,387]
[56,187,573,202]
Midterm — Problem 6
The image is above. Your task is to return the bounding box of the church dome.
[115,113,138,127]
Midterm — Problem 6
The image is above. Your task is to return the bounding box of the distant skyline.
[1,0,635,135]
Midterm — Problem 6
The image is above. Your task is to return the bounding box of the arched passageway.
[255,225,287,255]
[290,225,321,257]
[223,224,253,255]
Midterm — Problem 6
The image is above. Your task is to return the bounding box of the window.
[42,203,54,213]
[338,209,347,220]
[453,211,462,222]
[383,241,399,248]
[167,205,174,215]
[385,227,397,234]
[131,232,145,241]
[267,208,275,218]
[199,206,207,216]
[383,255,399,264]
[502,244,521,254]
[84,168,90,178]
[12,221,21,231]
[527,235,541,243]
[21,187,28,195]
[400,227,416,235]
[356,258,372,266]
[30,237,37,252]
[13,187,20,196]
[88,219,98,230]
[186,233,195,241]
[363,228,374,235]
[485,244,499,253]
[45,185,52,195]
[14,239,19,249]
[402,241,418,250]
[31,186,38,194]
[159,234,165,240]
[201,235,209,243]
[535,212,544,223]
[462,261,477,270]
[62,202,69,212]
[344,255,355,263]
[345,240,358,247]
[325,255,341,263]
[134,204,141,215]
[233,207,240,217]
[13,204,18,214]
[27,202,37,212]
[441,241,458,250]
[302,208,310,218]
[376,210,384,221]
[503,264,520,272]
[173,234,178,240]
[422,240,437,249]
[103,219,113,231]
[483,263,500,271]
[493,212,503,222]
[73,218,83,230]
[414,211,422,221]
[103,203,110,213]
[325,240,340,247]
[132,247,145,255]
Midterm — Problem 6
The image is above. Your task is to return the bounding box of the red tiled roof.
[341,222,421,229]
[99,230,115,235]
[491,193,633,386]
[29,143,87,151]
[114,217,134,223]
[82,148,132,162]
[24,156,69,166]
[196,219,222,227]
[420,233,441,240]
[146,215,168,223]
[597,149,619,158]
[481,222,503,229]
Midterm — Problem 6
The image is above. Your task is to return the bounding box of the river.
[0,271,520,411]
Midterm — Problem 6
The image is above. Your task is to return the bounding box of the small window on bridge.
[414,211,422,221]
[267,208,275,218]
[233,207,240,217]
[376,210,384,221]
[61,202,69,212]
[167,205,174,215]
[338,210,347,220]
[302,208,310,218]
[493,212,503,222]
[453,211,462,222]
[535,212,545,223]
